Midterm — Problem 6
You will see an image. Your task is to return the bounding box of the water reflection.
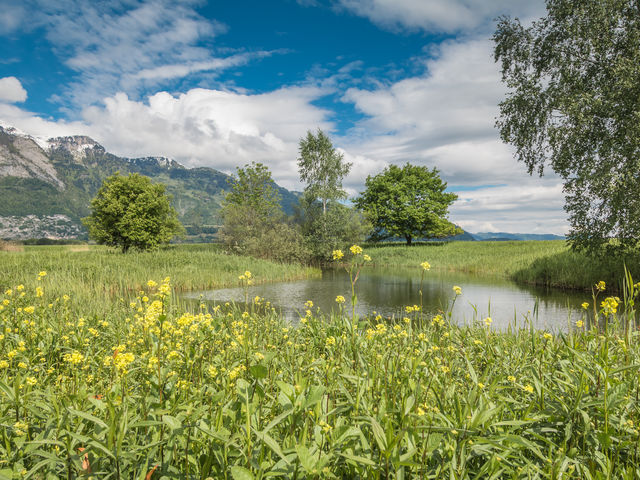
[187,267,589,331]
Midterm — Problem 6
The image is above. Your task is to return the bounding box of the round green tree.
[83,173,184,252]
[355,163,460,245]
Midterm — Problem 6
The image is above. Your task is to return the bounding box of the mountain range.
[0,125,299,241]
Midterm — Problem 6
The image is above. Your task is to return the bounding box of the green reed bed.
[512,249,640,293]
[366,241,640,292]
[365,241,568,277]
[1,252,640,479]
[0,244,318,315]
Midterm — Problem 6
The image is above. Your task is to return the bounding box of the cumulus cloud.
[451,182,568,235]
[339,36,567,233]
[336,0,545,33]
[0,77,27,103]
[0,85,334,190]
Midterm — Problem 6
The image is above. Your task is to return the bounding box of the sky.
[0,0,567,234]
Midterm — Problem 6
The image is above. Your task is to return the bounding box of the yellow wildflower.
[601,297,619,315]
[484,317,492,326]
[523,384,534,393]
[332,249,344,260]
[581,302,589,310]
[349,245,363,255]
[421,261,431,271]
[335,295,346,304]
[453,286,462,295]
[63,351,84,365]
[596,281,606,291]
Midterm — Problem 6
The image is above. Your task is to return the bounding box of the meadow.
[0,244,318,316]
[368,241,640,292]
[1,246,640,478]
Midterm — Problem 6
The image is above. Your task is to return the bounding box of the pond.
[186,267,592,331]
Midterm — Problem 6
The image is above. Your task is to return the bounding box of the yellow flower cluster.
[601,296,619,316]
[332,250,344,260]
[349,245,363,255]
[335,295,346,304]
[453,286,462,295]
[421,261,431,271]
[113,351,135,374]
[63,351,84,365]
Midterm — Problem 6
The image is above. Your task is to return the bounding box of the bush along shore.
[1,249,640,478]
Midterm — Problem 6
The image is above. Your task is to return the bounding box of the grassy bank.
[511,249,640,292]
[366,241,567,276]
[1,269,639,478]
[366,241,640,292]
[0,244,318,314]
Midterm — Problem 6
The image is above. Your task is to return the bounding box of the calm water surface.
[187,267,590,331]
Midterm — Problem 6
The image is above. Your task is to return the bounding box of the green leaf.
[230,466,254,480]
[340,452,377,466]
[162,415,182,431]
[295,445,317,473]
[303,385,325,409]
[249,364,268,379]
[67,408,108,429]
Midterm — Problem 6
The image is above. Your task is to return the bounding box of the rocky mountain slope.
[0,125,299,240]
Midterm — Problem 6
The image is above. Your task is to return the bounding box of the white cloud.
[0,85,334,190]
[451,182,568,235]
[337,0,545,33]
[21,0,275,109]
[339,36,567,233]
[0,1,25,34]
[0,77,27,103]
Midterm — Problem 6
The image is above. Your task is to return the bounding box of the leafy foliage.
[355,163,459,245]
[221,163,309,263]
[2,264,640,477]
[83,173,184,253]
[493,0,640,253]
[298,194,371,261]
[297,130,351,215]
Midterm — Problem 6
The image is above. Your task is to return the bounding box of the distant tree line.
[220,129,459,262]
[84,130,459,258]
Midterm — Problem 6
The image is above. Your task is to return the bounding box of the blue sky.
[0,0,568,234]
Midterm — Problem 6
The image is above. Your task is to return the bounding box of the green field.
[1,253,639,478]
[1,243,639,478]
[0,244,318,316]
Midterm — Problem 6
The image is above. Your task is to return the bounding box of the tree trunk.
[322,198,327,216]
[405,235,412,246]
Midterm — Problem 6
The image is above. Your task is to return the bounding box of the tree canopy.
[354,164,459,245]
[494,0,640,253]
[220,162,308,263]
[297,129,351,215]
[83,173,183,253]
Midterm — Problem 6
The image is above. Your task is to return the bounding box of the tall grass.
[1,254,640,478]
[0,244,318,315]
[366,241,568,276]
[512,249,640,293]
[366,241,640,292]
